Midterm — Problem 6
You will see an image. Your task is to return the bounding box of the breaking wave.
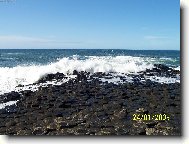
[0,56,178,95]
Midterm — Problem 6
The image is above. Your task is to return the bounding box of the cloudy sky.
[0,0,180,50]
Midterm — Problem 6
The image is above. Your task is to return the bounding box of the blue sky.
[0,0,180,49]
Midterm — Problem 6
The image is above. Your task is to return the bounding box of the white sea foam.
[95,73,180,85]
[14,75,77,94]
[0,56,155,95]
[159,57,174,61]
[144,76,180,84]
[0,100,18,109]
[174,66,180,71]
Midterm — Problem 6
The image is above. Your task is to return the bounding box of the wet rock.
[0,92,21,103]
[4,104,18,113]
[32,127,47,135]
[131,121,147,135]
[0,68,180,135]
[46,123,57,132]
[146,121,158,128]
[146,128,156,135]
[5,121,17,127]
[37,72,65,83]
[113,109,128,119]
[17,130,32,135]
[73,70,79,75]
[59,121,78,129]
[96,128,116,135]
[136,108,149,114]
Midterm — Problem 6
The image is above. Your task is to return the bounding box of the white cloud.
[0,35,54,43]
[0,35,82,48]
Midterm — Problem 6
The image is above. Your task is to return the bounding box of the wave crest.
[0,56,167,94]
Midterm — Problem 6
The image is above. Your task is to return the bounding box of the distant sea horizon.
[0,48,180,51]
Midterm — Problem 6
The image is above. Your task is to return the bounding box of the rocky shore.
[0,64,181,135]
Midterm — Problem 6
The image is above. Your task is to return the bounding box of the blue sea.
[0,49,180,96]
[0,49,180,68]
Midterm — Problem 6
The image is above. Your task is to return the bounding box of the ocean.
[0,49,180,95]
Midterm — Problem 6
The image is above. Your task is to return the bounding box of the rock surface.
[0,64,181,135]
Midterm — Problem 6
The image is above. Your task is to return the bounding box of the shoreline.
[0,64,181,135]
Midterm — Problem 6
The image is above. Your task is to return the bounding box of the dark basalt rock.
[37,72,65,83]
[154,64,170,71]
[146,121,158,128]
[4,104,18,114]
[5,121,17,127]
[0,65,181,135]
[32,127,47,135]
[0,91,21,103]
[59,121,78,129]
[73,70,79,75]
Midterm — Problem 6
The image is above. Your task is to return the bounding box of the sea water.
[0,49,180,95]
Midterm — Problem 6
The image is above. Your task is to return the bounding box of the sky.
[0,0,180,50]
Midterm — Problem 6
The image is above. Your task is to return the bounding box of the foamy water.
[0,100,18,110]
[0,56,156,95]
